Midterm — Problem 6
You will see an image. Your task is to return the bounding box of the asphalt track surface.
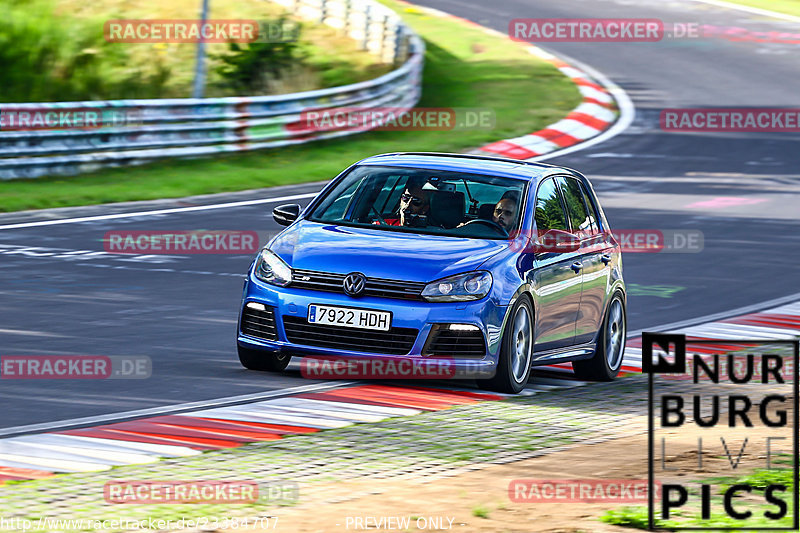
[1,0,799,429]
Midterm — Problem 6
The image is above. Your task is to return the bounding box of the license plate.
[307,305,391,331]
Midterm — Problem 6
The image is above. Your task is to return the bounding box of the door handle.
[570,261,583,274]
[600,253,611,265]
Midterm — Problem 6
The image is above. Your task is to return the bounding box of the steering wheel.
[460,218,509,236]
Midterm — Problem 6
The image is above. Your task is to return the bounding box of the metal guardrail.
[0,0,424,180]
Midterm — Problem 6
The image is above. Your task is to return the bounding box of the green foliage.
[600,506,650,529]
[471,505,490,519]
[720,466,794,492]
[213,18,303,94]
[0,0,172,102]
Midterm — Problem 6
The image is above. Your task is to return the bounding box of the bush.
[213,18,304,94]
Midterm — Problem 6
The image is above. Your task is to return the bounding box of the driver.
[378,181,432,226]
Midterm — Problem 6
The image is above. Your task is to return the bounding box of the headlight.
[253,249,292,287]
[422,271,492,302]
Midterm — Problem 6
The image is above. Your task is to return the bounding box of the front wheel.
[238,345,291,372]
[477,296,533,394]
[572,292,626,381]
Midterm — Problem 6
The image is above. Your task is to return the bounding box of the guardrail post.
[393,23,403,66]
[362,4,371,51]
[343,0,352,35]
[381,14,390,62]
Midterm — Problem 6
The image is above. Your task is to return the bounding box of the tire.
[572,291,626,381]
[477,296,534,394]
[238,345,291,372]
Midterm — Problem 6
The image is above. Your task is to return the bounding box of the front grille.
[241,304,277,341]
[424,326,486,358]
[291,269,426,301]
[282,316,419,355]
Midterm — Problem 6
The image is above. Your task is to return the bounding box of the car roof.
[357,152,581,182]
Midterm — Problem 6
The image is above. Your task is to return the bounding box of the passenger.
[457,191,519,232]
[493,192,519,232]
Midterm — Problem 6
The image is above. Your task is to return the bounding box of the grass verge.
[716,0,800,17]
[0,0,585,212]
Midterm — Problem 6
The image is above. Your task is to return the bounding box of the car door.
[530,177,583,353]
[556,176,614,345]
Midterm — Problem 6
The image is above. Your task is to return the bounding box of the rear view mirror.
[531,229,580,253]
[273,204,301,226]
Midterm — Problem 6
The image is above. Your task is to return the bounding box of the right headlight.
[253,248,292,287]
[421,271,492,302]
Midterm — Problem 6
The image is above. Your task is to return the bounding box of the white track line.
[687,0,800,23]
[0,381,356,438]
[0,192,319,231]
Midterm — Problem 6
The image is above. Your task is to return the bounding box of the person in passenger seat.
[492,193,518,232]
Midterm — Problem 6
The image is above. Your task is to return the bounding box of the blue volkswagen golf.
[237,152,626,393]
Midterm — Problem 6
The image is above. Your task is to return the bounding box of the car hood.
[269,221,509,282]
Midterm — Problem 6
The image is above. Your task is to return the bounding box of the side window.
[534,178,568,231]
[323,176,365,221]
[373,175,407,215]
[556,177,593,235]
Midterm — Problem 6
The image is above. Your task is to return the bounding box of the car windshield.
[309,165,527,239]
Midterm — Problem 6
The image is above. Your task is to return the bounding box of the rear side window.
[556,177,589,232]
[557,177,599,235]
[580,185,601,233]
[534,178,568,231]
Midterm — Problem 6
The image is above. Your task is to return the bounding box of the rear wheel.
[477,296,533,394]
[238,345,291,372]
[572,292,626,381]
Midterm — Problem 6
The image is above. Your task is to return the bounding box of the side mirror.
[273,204,301,226]
[531,229,580,254]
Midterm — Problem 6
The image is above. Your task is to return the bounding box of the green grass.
[0,0,585,212]
[600,464,795,530]
[718,0,800,17]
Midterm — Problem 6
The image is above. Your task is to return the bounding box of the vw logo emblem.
[343,272,366,297]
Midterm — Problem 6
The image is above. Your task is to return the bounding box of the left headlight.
[421,271,493,302]
[253,249,292,287]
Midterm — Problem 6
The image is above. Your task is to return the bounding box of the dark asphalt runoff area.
[2,0,799,429]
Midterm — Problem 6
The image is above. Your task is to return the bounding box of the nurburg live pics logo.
[644,332,799,530]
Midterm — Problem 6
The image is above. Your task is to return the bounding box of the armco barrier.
[0,0,423,180]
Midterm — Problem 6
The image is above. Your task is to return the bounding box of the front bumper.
[237,274,508,378]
